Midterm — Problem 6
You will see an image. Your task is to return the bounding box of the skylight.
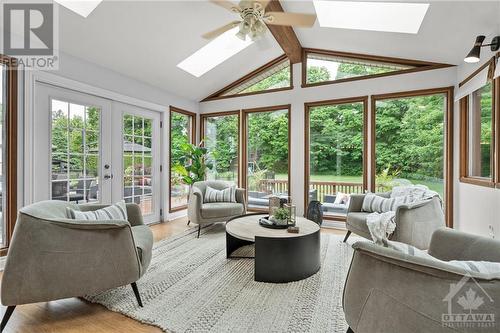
[313,1,429,34]
[177,27,254,78]
[54,0,102,18]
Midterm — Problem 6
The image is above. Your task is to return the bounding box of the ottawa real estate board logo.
[1,1,59,70]
[442,274,495,329]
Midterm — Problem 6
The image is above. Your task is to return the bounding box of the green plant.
[171,141,213,185]
[376,165,401,190]
[273,208,289,221]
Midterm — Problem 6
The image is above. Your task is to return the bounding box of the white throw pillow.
[67,200,128,221]
[387,240,500,275]
[333,192,344,204]
[204,185,236,203]
[362,193,412,213]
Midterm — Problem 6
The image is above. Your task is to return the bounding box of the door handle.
[104,174,113,180]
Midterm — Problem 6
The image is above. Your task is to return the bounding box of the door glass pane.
[123,114,153,215]
[51,99,100,203]
[308,102,365,218]
[246,109,289,210]
[170,111,193,210]
[469,82,493,178]
[0,64,5,246]
[375,94,446,198]
[204,114,239,184]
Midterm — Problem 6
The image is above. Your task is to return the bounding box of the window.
[372,88,453,226]
[51,100,100,203]
[303,49,449,87]
[201,112,240,184]
[202,55,292,101]
[0,55,17,253]
[123,114,153,214]
[305,97,367,220]
[460,81,496,186]
[242,105,290,211]
[0,63,5,247]
[169,107,196,212]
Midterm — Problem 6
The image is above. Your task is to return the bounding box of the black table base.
[226,229,321,283]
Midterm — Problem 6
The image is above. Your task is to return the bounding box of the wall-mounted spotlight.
[464,35,500,63]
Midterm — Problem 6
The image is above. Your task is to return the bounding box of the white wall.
[453,44,500,239]
[200,64,458,218]
[23,52,199,221]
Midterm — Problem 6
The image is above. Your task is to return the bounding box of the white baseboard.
[322,221,347,230]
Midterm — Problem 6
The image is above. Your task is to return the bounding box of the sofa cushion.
[67,201,128,221]
[201,202,244,219]
[362,193,413,213]
[204,185,236,203]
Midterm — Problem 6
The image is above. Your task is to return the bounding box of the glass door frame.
[241,104,291,212]
[0,54,17,256]
[112,102,161,224]
[303,96,369,222]
[35,84,113,206]
[370,87,454,228]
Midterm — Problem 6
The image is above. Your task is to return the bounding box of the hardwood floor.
[0,216,346,333]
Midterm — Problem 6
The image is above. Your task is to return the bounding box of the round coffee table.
[226,213,321,283]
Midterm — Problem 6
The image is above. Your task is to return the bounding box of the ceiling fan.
[203,0,317,41]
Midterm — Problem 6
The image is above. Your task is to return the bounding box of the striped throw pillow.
[204,185,236,203]
[362,193,412,213]
[67,201,128,221]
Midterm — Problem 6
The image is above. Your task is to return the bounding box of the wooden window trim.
[201,55,293,102]
[301,48,454,89]
[304,96,369,222]
[242,104,291,213]
[459,78,496,188]
[370,87,454,228]
[169,106,196,213]
[199,110,241,187]
[0,55,18,256]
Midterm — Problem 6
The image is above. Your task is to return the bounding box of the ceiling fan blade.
[264,12,316,27]
[209,0,240,12]
[202,21,240,39]
[256,0,271,9]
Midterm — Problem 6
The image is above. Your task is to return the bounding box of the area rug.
[84,224,355,333]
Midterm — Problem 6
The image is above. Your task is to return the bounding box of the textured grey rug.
[85,224,354,333]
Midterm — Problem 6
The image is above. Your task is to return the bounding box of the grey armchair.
[344,192,445,249]
[1,200,153,332]
[187,180,246,237]
[343,228,500,333]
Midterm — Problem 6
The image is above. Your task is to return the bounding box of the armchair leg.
[197,225,201,238]
[187,220,190,226]
[343,231,352,243]
[346,327,354,333]
[1,305,16,332]
[131,282,143,307]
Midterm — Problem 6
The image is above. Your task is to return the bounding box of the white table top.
[226,214,320,242]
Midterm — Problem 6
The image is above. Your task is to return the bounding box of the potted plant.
[171,141,213,188]
[271,207,289,226]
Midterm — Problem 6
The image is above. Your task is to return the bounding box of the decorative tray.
[258,216,289,229]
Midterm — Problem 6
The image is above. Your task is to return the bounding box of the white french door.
[34,84,161,224]
[111,102,161,224]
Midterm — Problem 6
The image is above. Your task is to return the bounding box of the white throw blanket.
[365,185,440,245]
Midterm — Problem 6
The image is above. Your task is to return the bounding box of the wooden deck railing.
[258,179,386,202]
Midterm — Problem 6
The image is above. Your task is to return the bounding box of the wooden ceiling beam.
[265,0,303,64]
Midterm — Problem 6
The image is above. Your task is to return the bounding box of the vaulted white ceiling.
[57,0,500,101]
